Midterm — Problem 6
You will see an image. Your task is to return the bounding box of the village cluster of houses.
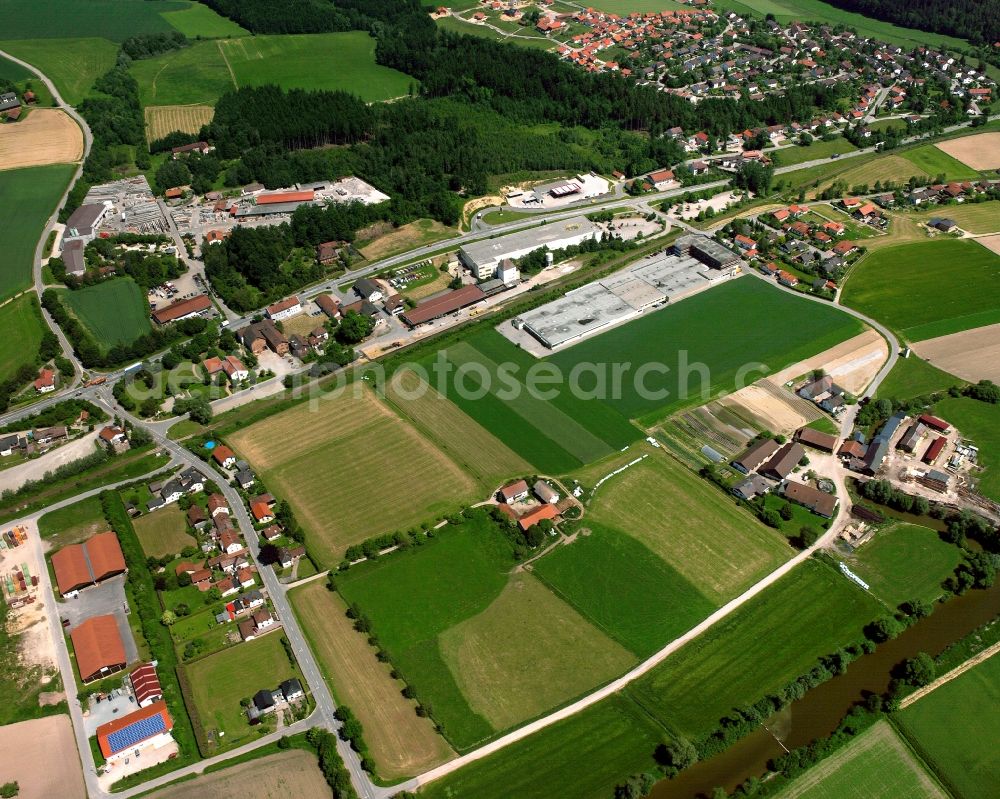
[495,478,564,531]
[0,414,122,460]
[867,179,1000,215]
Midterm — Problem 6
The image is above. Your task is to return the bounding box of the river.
[649,581,1000,798]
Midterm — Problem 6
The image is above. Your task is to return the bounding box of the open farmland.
[933,397,1000,502]
[0,715,86,799]
[59,278,152,350]
[532,520,716,657]
[897,651,1000,799]
[843,524,963,607]
[899,144,982,180]
[935,132,1000,171]
[159,2,249,38]
[291,583,453,779]
[546,277,864,424]
[384,368,531,491]
[876,355,963,401]
[228,386,479,565]
[583,449,790,604]
[841,239,1000,342]
[774,720,946,799]
[145,749,327,799]
[0,38,118,105]
[132,505,195,559]
[420,696,664,799]
[916,200,1000,235]
[129,41,234,107]
[0,294,45,385]
[628,560,882,738]
[0,163,75,300]
[0,0,184,41]
[816,154,927,193]
[910,323,1000,385]
[0,109,82,169]
[181,631,305,751]
[144,105,214,143]
[0,53,32,81]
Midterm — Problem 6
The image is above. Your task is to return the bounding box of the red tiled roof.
[129,663,162,706]
[72,615,126,682]
[257,190,314,205]
[518,503,559,531]
[97,701,172,757]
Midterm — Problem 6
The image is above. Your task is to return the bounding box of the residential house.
[98,426,129,452]
[782,481,837,517]
[353,278,384,302]
[219,530,243,555]
[212,445,237,470]
[732,473,770,501]
[266,296,302,322]
[34,368,55,393]
[499,479,530,504]
[251,501,274,524]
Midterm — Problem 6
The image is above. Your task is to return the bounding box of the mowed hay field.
[876,355,963,402]
[774,720,947,799]
[0,163,76,300]
[59,278,152,350]
[0,294,45,385]
[228,387,479,565]
[0,0,184,41]
[628,560,882,738]
[132,505,195,559]
[0,38,118,106]
[291,582,453,779]
[935,131,1000,171]
[585,450,790,604]
[814,154,927,196]
[145,749,327,799]
[159,2,249,38]
[144,104,214,143]
[899,144,981,181]
[916,200,1000,235]
[841,239,1000,342]
[384,368,531,490]
[897,652,1000,799]
[0,109,82,168]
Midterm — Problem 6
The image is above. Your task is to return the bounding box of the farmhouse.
[459,216,599,279]
[782,481,837,518]
[732,474,770,500]
[71,615,126,683]
[518,503,559,531]
[129,662,163,708]
[499,480,530,504]
[97,701,174,762]
[51,531,126,596]
[794,426,838,453]
[733,438,780,474]
[758,442,805,481]
[151,294,212,325]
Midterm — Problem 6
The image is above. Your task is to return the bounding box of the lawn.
[0,38,119,105]
[876,355,964,401]
[0,0,185,41]
[584,449,791,604]
[841,239,1000,342]
[383,368,531,491]
[59,278,152,350]
[420,696,665,799]
[160,1,249,38]
[773,137,857,167]
[37,495,107,549]
[480,209,537,225]
[933,397,1000,502]
[628,559,883,738]
[227,386,481,565]
[0,294,45,385]
[844,524,963,607]
[546,277,864,424]
[181,631,304,751]
[0,164,76,300]
[290,582,453,780]
[774,719,947,799]
[900,145,982,181]
[532,520,716,657]
[132,504,196,559]
[916,200,1000,235]
[897,652,1000,799]
[132,32,413,106]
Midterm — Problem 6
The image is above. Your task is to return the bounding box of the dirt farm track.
[935,131,1000,171]
[0,715,85,799]
[0,109,83,169]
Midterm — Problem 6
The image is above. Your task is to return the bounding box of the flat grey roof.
[235,201,311,217]
[460,216,597,266]
[65,203,105,235]
[521,281,636,349]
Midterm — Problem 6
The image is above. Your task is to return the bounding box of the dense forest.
[823,0,1000,45]
[195,0,426,35]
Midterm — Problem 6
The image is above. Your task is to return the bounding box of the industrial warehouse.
[459,216,600,279]
[510,234,741,351]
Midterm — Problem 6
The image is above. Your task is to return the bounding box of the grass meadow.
[773,137,857,167]
[628,560,882,738]
[0,164,76,300]
[845,524,963,607]
[933,397,1000,502]
[60,278,152,350]
[37,495,107,548]
[897,653,1000,799]
[876,356,964,401]
[132,504,196,559]
[0,54,32,82]
[0,294,45,385]
[160,2,248,38]
[0,0,185,41]
[900,145,982,181]
[227,386,481,565]
[0,38,118,105]
[290,582,453,780]
[774,720,947,799]
[916,200,1000,235]
[841,239,1000,342]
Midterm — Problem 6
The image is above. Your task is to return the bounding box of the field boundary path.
[899,639,1000,709]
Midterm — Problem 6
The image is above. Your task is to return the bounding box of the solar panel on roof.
[106,713,166,753]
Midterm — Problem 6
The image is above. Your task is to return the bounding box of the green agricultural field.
[900,145,981,181]
[933,397,1000,502]
[0,164,76,300]
[0,294,45,386]
[581,0,688,13]
[842,239,1000,342]
[547,277,864,424]
[0,53,32,82]
[773,137,858,167]
[132,32,413,107]
[0,0,185,41]
[844,524,963,607]
[584,449,790,604]
[132,505,196,559]
[532,521,716,657]
[37,495,107,549]
[876,356,964,401]
[897,653,1000,799]
[420,696,665,799]
[628,559,882,738]
[774,719,947,799]
[0,38,118,105]
[917,201,1000,235]
[160,2,249,38]
[182,631,306,751]
[60,278,152,350]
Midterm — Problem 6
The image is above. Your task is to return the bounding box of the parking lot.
[61,574,139,667]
